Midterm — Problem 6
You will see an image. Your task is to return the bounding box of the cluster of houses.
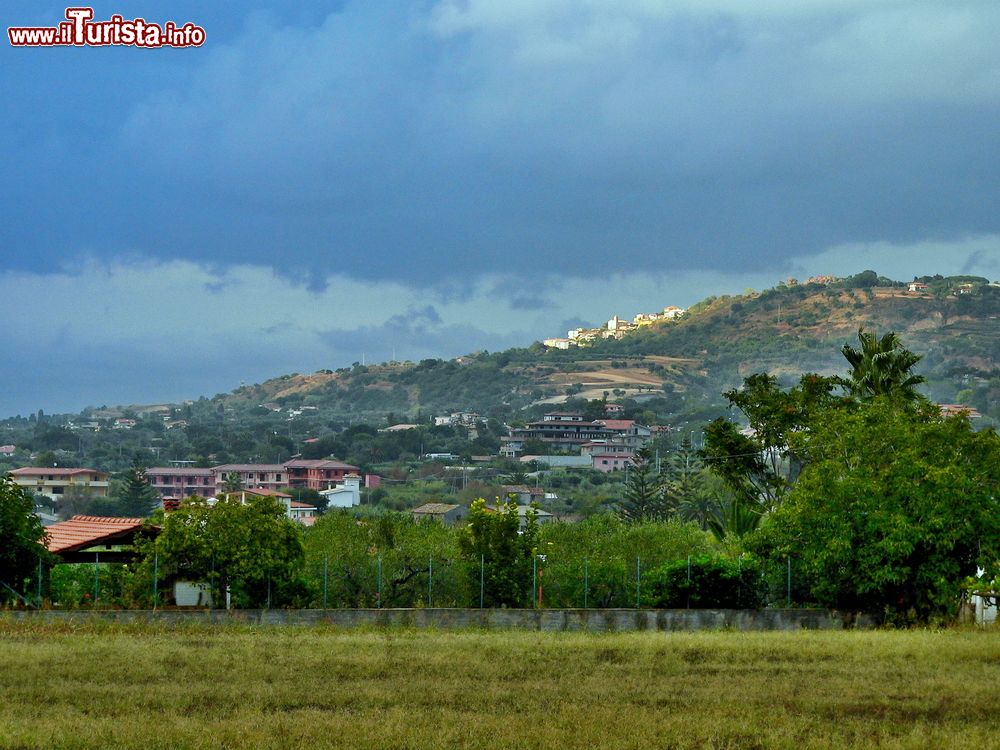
[543,306,686,349]
[9,458,379,527]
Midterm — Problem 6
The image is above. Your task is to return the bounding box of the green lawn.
[1,622,998,749]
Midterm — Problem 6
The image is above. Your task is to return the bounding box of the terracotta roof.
[146,467,213,476]
[412,503,461,514]
[45,515,149,554]
[213,464,285,472]
[595,419,636,430]
[10,467,107,478]
[501,485,545,496]
[283,459,359,470]
[230,488,292,499]
[939,404,982,418]
[291,500,316,508]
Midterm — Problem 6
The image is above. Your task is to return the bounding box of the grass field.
[1,622,998,749]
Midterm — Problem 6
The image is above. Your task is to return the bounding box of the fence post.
[377,556,382,609]
[267,574,272,609]
[427,557,433,608]
[532,556,538,608]
[37,556,43,606]
[323,557,329,608]
[583,558,588,609]
[152,552,158,609]
[93,552,99,606]
[686,555,691,610]
[786,556,792,607]
[479,554,485,609]
[636,557,641,609]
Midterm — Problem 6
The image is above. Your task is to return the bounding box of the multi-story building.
[9,467,110,501]
[211,464,287,494]
[283,459,359,490]
[146,458,362,498]
[503,413,617,454]
[145,467,215,498]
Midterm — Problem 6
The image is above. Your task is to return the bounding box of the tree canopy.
[0,474,49,602]
[459,498,538,607]
[753,398,1000,623]
[145,495,306,608]
[702,330,998,621]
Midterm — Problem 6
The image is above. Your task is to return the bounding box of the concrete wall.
[3,608,874,630]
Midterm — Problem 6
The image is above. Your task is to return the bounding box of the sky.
[3,0,1000,416]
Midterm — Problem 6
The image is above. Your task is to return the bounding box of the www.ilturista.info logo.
[8,7,205,48]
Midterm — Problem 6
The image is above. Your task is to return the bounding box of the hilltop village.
[542,306,687,349]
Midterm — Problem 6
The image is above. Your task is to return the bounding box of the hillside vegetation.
[4,272,1000,473]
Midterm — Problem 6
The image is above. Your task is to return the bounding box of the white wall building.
[320,474,362,508]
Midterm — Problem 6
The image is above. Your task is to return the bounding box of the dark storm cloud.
[3,1,999,285]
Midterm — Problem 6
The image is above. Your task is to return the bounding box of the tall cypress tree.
[118,459,160,517]
[617,447,669,522]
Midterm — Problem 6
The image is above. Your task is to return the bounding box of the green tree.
[703,373,839,511]
[146,495,306,608]
[617,448,669,522]
[664,437,723,531]
[753,399,1000,623]
[0,474,50,602]
[116,458,160,517]
[459,498,538,607]
[837,328,926,403]
[303,511,462,607]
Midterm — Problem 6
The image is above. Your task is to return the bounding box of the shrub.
[641,555,764,609]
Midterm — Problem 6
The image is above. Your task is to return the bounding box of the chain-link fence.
[4,554,815,610]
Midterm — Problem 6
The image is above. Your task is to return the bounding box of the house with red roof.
[44,515,157,563]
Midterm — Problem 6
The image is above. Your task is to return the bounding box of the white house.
[320,474,362,508]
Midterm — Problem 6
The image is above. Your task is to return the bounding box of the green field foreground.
[1,622,998,750]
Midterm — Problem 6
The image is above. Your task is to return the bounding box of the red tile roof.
[283,459,359,470]
[10,467,107,478]
[45,515,149,554]
[213,464,286,472]
[227,488,292,499]
[594,419,636,431]
[146,467,213,476]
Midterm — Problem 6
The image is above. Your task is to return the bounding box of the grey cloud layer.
[111,0,1000,283]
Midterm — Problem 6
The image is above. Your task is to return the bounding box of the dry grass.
[1,622,998,749]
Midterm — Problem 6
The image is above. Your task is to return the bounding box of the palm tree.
[837,328,926,403]
[706,496,763,541]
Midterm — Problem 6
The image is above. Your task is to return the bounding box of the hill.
[4,271,999,472]
[224,271,1000,418]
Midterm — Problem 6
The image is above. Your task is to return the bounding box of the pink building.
[146,467,214,498]
[212,464,287,494]
[591,453,634,472]
[283,459,360,490]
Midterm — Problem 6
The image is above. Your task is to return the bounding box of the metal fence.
[3,554,812,610]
